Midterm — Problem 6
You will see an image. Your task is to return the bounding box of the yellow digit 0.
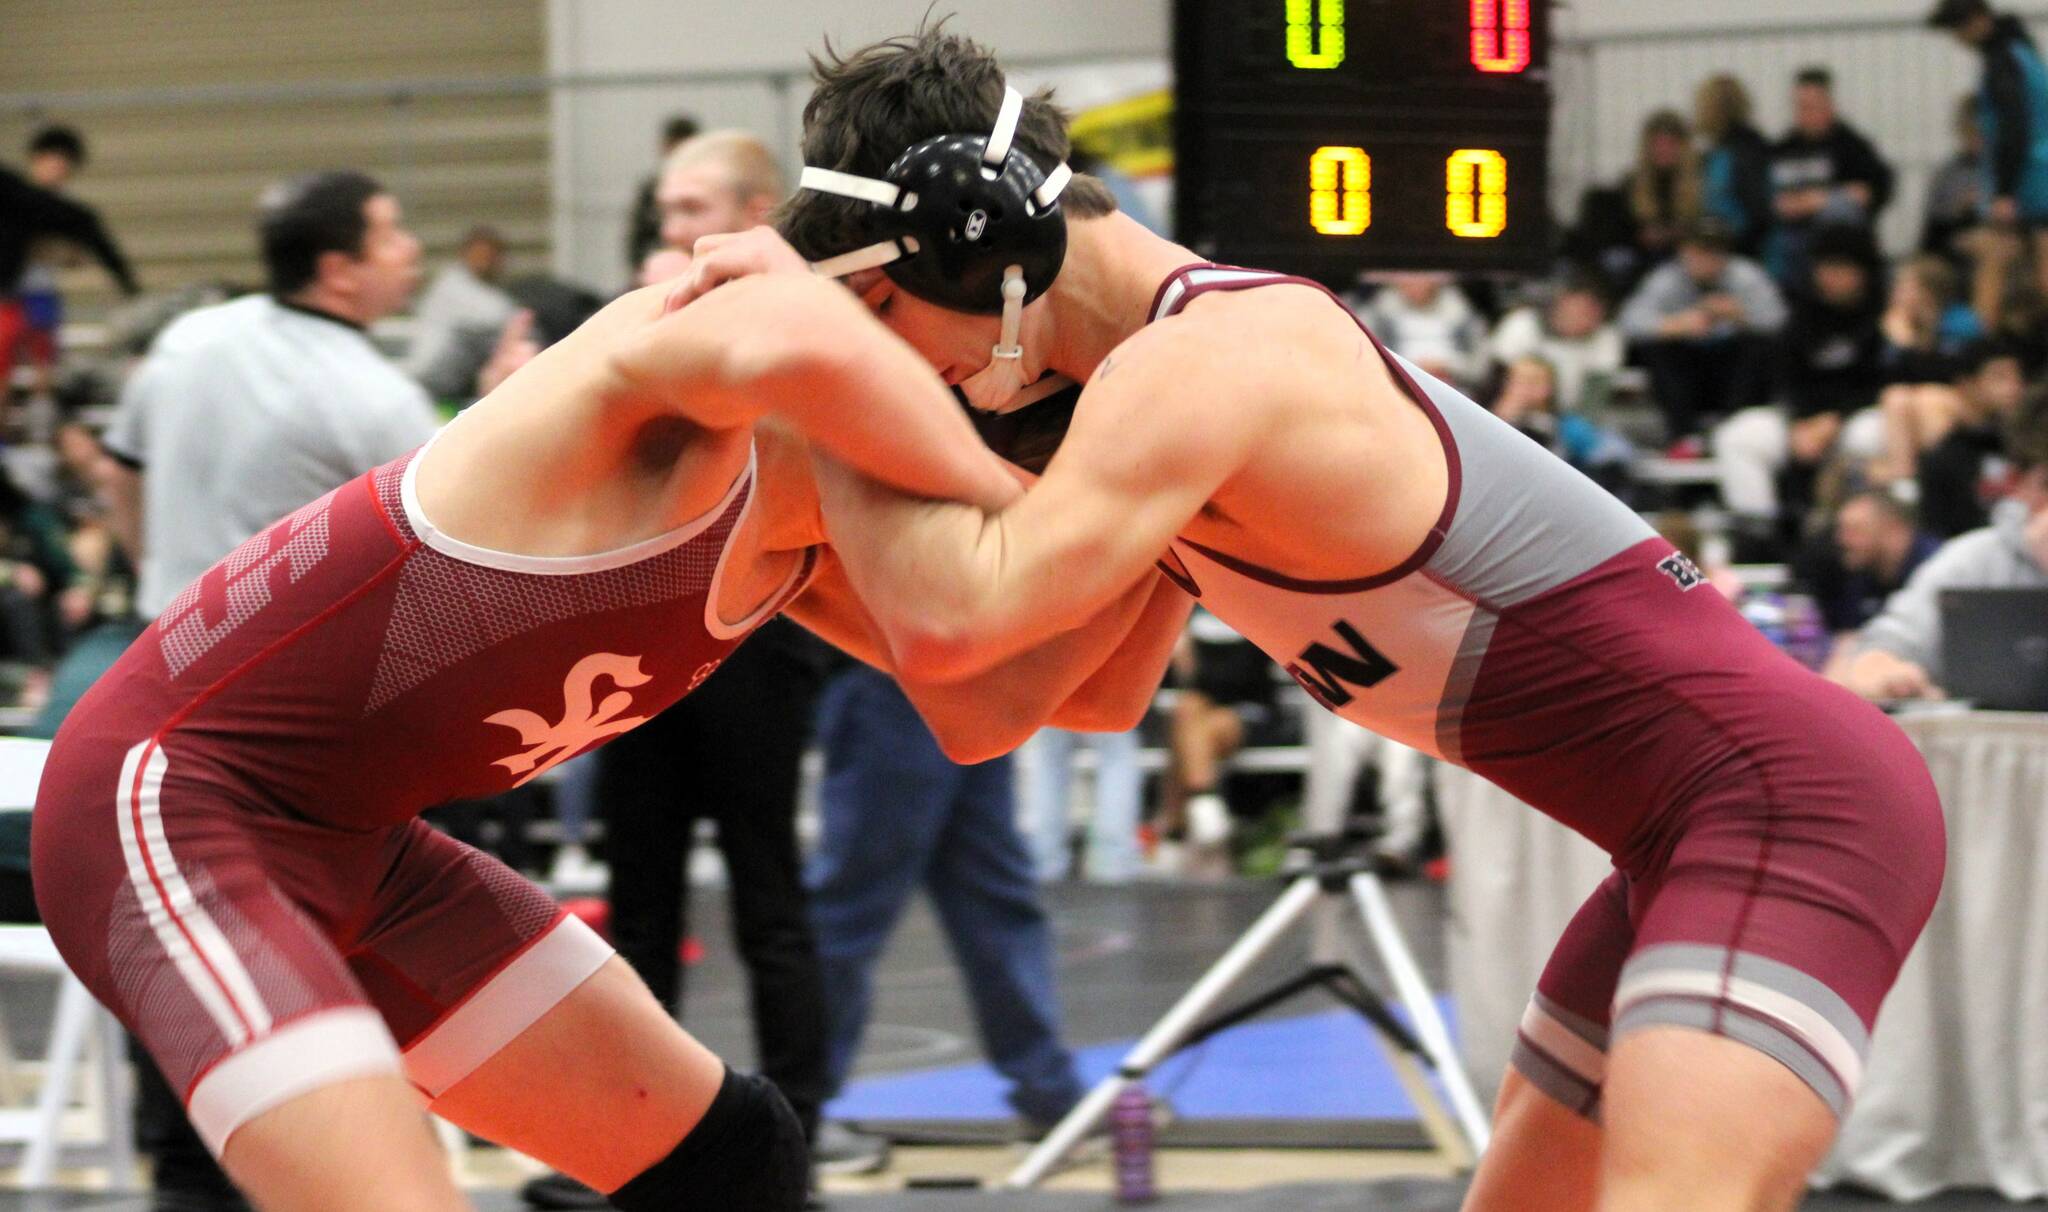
[1310,146,1371,236]
[1446,149,1508,238]
[1286,0,1345,70]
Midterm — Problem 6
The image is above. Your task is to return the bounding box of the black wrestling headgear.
[802,85,1072,358]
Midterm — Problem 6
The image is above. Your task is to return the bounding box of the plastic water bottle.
[1111,1082,1157,1204]
[1783,594,1830,670]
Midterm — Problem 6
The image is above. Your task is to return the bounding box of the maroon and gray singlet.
[1151,265,1944,1119]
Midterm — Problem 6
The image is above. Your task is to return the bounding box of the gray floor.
[689,876,1447,1083]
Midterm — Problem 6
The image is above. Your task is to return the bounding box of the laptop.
[1939,588,2048,711]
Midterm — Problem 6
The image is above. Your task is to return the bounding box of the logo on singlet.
[1657,552,1706,592]
[484,652,654,786]
[158,490,336,678]
[1287,620,1399,710]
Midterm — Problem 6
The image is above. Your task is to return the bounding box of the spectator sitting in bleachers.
[1486,271,1626,416]
[1833,398,2048,700]
[1488,355,1633,490]
[1564,109,1702,294]
[1767,66,1895,284]
[1357,272,1487,392]
[1695,74,1776,258]
[1713,225,1888,557]
[400,224,523,404]
[1913,339,2031,537]
[1798,490,1943,638]
[1923,95,1989,266]
[1620,218,1787,449]
[1873,254,1985,487]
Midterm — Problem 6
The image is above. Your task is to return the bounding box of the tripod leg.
[1386,1048,1475,1169]
[1000,875,1328,1190]
[1349,871,1494,1155]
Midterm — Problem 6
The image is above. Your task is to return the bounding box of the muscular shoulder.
[1098,283,1351,406]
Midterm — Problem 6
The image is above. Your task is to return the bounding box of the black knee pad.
[607,1067,809,1212]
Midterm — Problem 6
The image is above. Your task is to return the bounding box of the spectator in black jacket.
[1916,338,2030,537]
[1769,67,1896,285]
[1714,225,1888,555]
[1696,75,1775,258]
[1,136,139,394]
[1565,110,1702,295]
[1798,491,1943,636]
[1932,0,2048,299]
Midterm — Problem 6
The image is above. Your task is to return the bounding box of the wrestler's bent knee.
[605,1067,809,1212]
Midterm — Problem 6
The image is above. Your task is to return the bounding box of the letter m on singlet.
[1287,620,1398,710]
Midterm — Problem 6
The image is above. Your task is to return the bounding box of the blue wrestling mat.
[829,1003,1458,1123]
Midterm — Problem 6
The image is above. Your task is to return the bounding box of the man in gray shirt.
[103,171,440,619]
[93,169,438,1212]
[1619,219,1789,444]
[1836,403,2048,700]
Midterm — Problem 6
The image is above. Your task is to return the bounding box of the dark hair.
[258,171,383,297]
[1957,336,2024,380]
[27,126,85,166]
[776,17,1116,261]
[662,114,701,147]
[1795,66,1834,91]
[1808,223,1879,270]
[1678,218,1737,254]
[2008,393,2048,471]
[1840,488,1916,528]
[1928,0,1994,30]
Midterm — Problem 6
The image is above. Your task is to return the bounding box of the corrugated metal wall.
[1552,8,2048,253]
[0,0,546,305]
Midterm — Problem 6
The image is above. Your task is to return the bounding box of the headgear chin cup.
[803,85,1073,406]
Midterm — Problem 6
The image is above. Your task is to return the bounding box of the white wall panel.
[548,0,1169,290]
[1555,6,2048,253]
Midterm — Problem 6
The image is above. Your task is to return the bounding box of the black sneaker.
[520,1169,613,1209]
[812,1121,890,1176]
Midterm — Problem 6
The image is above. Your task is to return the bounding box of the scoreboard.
[1174,0,1554,277]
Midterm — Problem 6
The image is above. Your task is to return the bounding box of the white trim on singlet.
[1150,267,1285,323]
[117,740,272,1049]
[402,915,614,1100]
[187,1007,403,1154]
[702,475,809,640]
[400,421,754,576]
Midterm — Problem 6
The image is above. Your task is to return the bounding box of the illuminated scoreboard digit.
[1176,0,1553,276]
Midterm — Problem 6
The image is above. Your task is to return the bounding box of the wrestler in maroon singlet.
[34,439,813,1151]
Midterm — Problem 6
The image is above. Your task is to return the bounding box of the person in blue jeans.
[1025,725,1144,884]
[808,664,1087,1134]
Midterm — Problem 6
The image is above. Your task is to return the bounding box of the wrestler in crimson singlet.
[1151,266,1945,1119]
[33,437,814,1151]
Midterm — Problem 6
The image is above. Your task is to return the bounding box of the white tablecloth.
[1437,712,2048,1201]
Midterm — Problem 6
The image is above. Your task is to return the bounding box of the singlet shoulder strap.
[1141,261,1465,596]
[1147,263,1329,324]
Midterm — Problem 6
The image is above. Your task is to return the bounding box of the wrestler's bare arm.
[784,551,1186,762]
[815,318,1266,681]
[605,275,1021,513]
